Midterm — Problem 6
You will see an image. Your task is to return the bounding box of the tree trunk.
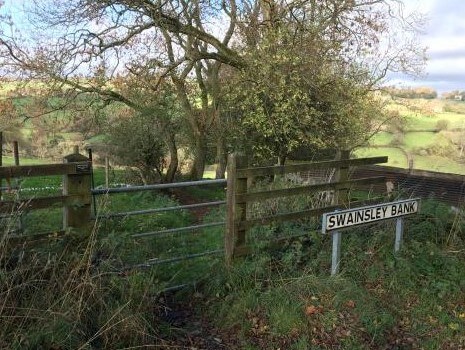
[215,136,227,179]
[164,133,178,183]
[189,134,207,180]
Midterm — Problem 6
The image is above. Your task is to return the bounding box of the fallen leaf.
[345,300,356,308]
[305,305,322,316]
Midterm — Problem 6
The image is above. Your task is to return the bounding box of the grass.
[0,167,227,348]
[403,113,439,130]
[355,147,408,168]
[356,146,465,174]
[2,161,465,348]
[369,132,394,146]
[201,198,465,349]
[402,131,438,149]
[1,155,52,166]
[412,155,465,174]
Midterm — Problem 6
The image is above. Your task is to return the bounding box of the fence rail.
[98,200,226,219]
[0,150,92,233]
[0,161,91,178]
[91,179,226,195]
[225,152,389,263]
[0,150,402,262]
[236,156,388,178]
[236,176,386,203]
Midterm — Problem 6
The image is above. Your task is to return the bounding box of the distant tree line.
[385,86,437,99]
[442,91,465,100]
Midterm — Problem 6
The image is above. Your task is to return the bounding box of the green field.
[1,155,51,166]
[356,147,408,168]
[359,98,465,174]
[370,132,394,146]
[402,132,438,149]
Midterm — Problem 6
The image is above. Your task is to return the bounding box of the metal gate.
[91,179,227,289]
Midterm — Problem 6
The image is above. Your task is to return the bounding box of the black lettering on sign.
[356,211,363,223]
[346,212,354,225]
[382,206,388,217]
[364,209,371,221]
[336,213,346,227]
[408,202,415,212]
[328,215,336,229]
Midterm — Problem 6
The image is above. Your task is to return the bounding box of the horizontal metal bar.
[132,221,225,238]
[91,179,227,195]
[131,249,224,268]
[1,186,19,191]
[97,200,226,219]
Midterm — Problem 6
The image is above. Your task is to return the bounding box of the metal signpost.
[322,198,420,276]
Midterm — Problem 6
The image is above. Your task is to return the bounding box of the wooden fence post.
[63,146,92,231]
[13,141,19,166]
[225,153,248,265]
[330,150,350,275]
[105,156,110,188]
[334,150,350,205]
[0,131,2,200]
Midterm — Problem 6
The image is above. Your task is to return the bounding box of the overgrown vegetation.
[200,198,465,349]
[0,177,224,348]
[2,169,465,348]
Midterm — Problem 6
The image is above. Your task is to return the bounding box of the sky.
[1,0,464,95]
[391,0,465,94]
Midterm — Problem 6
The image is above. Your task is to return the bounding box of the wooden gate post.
[225,153,248,265]
[334,150,350,205]
[0,131,2,200]
[330,150,350,275]
[63,146,92,232]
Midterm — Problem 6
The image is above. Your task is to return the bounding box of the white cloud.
[387,0,465,93]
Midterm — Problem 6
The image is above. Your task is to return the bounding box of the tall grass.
[0,217,165,348]
[202,197,465,349]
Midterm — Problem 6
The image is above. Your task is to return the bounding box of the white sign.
[322,198,420,233]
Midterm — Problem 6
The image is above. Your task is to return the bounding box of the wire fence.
[352,165,465,207]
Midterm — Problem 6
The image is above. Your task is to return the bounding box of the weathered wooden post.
[13,141,19,166]
[63,146,92,232]
[12,141,24,231]
[330,150,350,276]
[105,156,110,188]
[225,153,248,265]
[0,131,2,200]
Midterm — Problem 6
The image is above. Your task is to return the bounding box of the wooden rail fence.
[224,151,388,264]
[1,148,390,265]
[0,147,92,238]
